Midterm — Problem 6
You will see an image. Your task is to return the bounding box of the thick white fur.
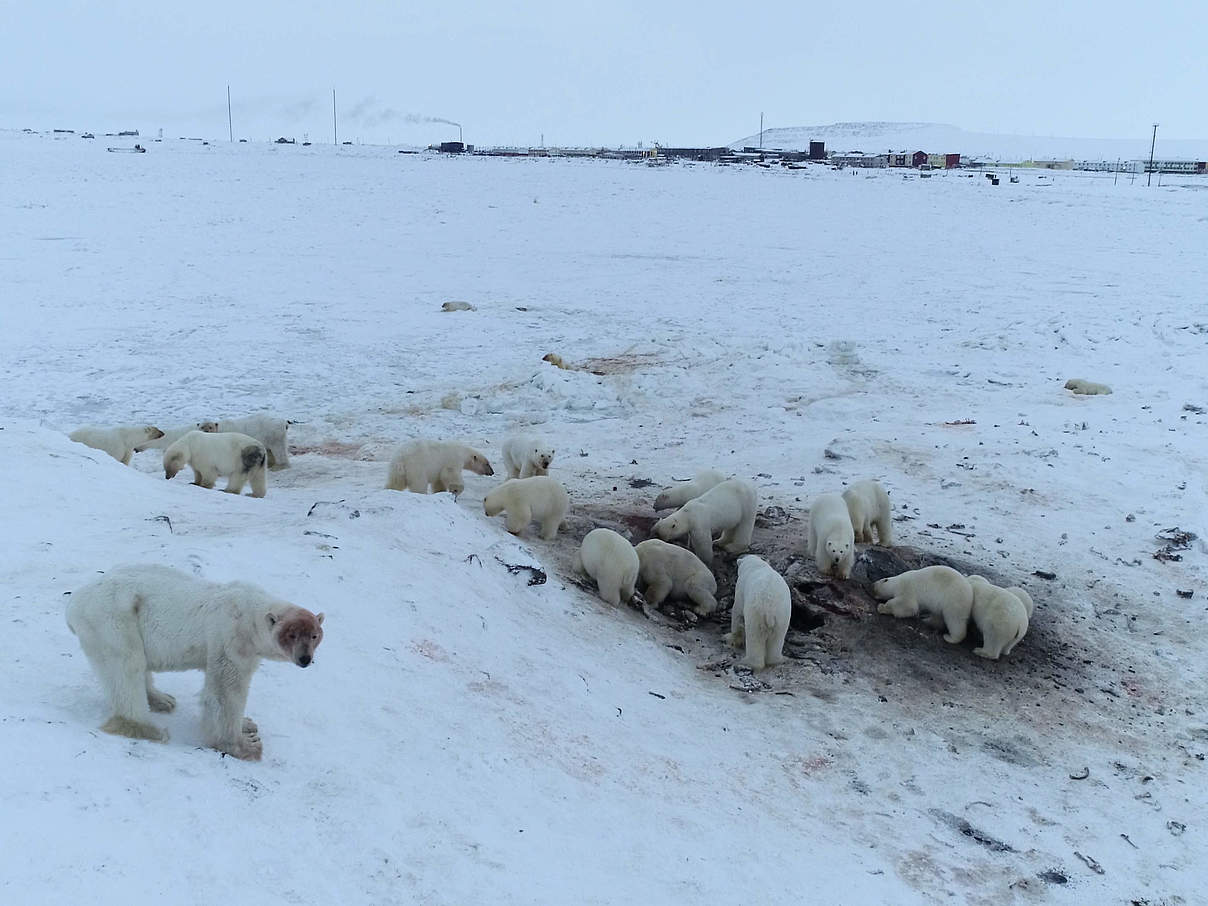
[634,539,718,615]
[807,493,855,579]
[652,478,757,567]
[843,479,893,546]
[653,468,727,511]
[163,430,268,497]
[967,575,1035,620]
[69,424,164,465]
[215,414,291,469]
[967,577,1029,659]
[573,528,639,605]
[1065,378,1112,396]
[726,555,792,670]
[483,476,569,540]
[873,566,973,644]
[386,440,494,495]
[502,433,556,479]
[133,421,219,452]
[66,565,324,759]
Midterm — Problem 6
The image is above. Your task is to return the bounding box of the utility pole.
[1147,123,1158,186]
[333,89,338,145]
[759,112,764,150]
[227,86,233,142]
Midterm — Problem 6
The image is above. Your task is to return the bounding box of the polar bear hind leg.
[249,464,267,498]
[686,581,717,616]
[942,610,968,645]
[743,618,767,670]
[146,676,176,713]
[77,609,166,741]
[873,513,893,546]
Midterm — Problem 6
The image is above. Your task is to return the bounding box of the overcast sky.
[2,0,1204,147]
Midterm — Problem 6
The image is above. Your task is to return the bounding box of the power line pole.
[1147,123,1158,186]
[759,112,764,150]
[227,86,233,142]
[333,89,338,145]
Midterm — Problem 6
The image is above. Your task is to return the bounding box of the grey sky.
[3,0,1204,146]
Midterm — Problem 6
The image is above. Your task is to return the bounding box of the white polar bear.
[573,528,639,606]
[163,430,268,497]
[386,440,494,495]
[133,421,220,453]
[215,414,291,469]
[807,493,855,579]
[66,564,324,759]
[967,575,1035,620]
[653,468,727,511]
[873,566,974,644]
[726,555,792,670]
[843,479,894,546]
[69,424,165,465]
[484,476,570,540]
[652,478,757,567]
[966,577,1030,659]
[1064,378,1112,396]
[502,433,556,478]
[634,539,718,615]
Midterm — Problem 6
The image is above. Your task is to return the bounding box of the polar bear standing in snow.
[66,565,324,760]
[483,476,569,540]
[502,434,556,479]
[69,424,165,465]
[634,539,718,615]
[163,430,268,497]
[573,528,639,606]
[133,421,219,453]
[967,576,1031,659]
[653,468,727,511]
[842,479,893,546]
[807,493,855,579]
[386,440,494,495]
[873,566,974,644]
[215,414,291,469]
[726,555,792,670]
[652,478,757,567]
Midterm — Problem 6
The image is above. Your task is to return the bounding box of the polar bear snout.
[297,653,312,668]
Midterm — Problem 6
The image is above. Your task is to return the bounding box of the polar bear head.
[266,607,325,667]
[652,510,692,541]
[871,575,897,600]
[483,484,508,517]
[142,426,165,441]
[465,450,495,476]
[163,446,188,480]
[824,536,852,568]
[198,420,219,433]
[532,445,555,471]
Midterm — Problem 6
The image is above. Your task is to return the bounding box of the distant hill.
[729,121,1206,162]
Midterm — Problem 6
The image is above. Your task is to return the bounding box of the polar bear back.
[969,575,1035,620]
[135,422,218,452]
[969,580,1029,659]
[653,468,727,511]
[576,528,639,605]
[735,556,791,632]
[634,539,716,591]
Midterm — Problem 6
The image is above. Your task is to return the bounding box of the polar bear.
[133,421,219,453]
[967,575,1035,620]
[483,476,569,540]
[966,577,1030,659]
[502,433,556,479]
[1064,378,1112,396]
[386,440,494,495]
[843,479,893,546]
[873,566,973,644]
[69,424,165,465]
[214,414,291,469]
[652,478,757,567]
[726,555,792,670]
[573,528,639,606]
[163,430,268,497]
[807,493,855,579]
[653,468,727,511]
[634,539,718,615]
[66,564,324,759]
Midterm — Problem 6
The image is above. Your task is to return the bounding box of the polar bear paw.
[147,689,177,713]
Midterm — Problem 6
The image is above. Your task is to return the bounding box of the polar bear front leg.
[505,503,532,536]
[686,581,718,616]
[689,525,714,566]
[201,654,260,760]
[438,466,465,496]
[879,595,919,618]
[644,575,672,608]
[725,509,755,552]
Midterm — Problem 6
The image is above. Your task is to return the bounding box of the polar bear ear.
[316,612,325,625]
[266,612,278,627]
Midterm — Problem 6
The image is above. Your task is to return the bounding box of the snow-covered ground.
[1,131,1205,904]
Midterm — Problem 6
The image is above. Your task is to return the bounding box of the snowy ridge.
[731,120,1208,161]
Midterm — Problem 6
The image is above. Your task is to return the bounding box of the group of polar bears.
[68,414,292,498]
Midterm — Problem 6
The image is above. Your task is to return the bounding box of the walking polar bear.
[634,539,718,615]
[966,576,1031,659]
[873,566,974,644]
[163,430,268,497]
[573,528,639,606]
[213,415,292,469]
[483,476,569,540]
[66,565,324,760]
[652,478,757,567]
[726,556,792,670]
[69,424,164,465]
[502,434,556,479]
[807,493,855,579]
[133,421,219,453]
[653,468,727,511]
[843,479,893,546]
[386,440,494,495]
